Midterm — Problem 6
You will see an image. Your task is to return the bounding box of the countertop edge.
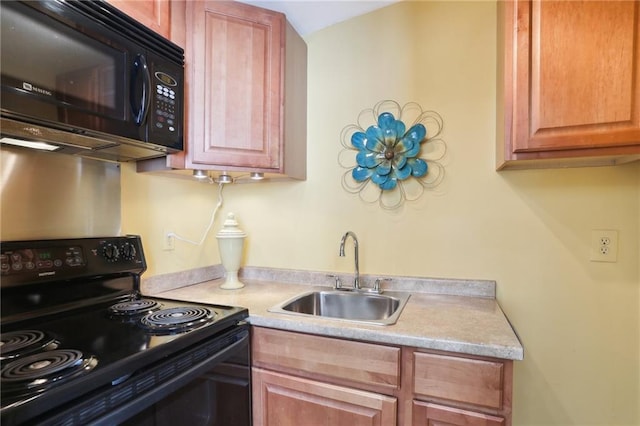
[247,314,524,361]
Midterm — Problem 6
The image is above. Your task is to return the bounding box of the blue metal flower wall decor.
[339,100,446,209]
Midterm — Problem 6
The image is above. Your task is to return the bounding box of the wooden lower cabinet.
[406,348,511,426]
[412,352,505,410]
[251,327,513,426]
[252,368,397,426]
[412,401,504,426]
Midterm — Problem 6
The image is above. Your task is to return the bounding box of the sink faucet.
[339,231,360,290]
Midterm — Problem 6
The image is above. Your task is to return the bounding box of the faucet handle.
[326,274,343,289]
[373,278,392,294]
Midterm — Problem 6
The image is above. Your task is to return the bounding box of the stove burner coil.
[109,299,162,316]
[140,307,215,334]
[1,349,98,397]
[0,330,59,361]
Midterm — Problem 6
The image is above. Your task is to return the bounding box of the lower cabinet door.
[412,401,504,426]
[252,368,397,426]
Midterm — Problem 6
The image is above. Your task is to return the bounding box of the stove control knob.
[120,242,137,261]
[102,243,120,262]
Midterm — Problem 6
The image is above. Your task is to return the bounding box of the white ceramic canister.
[216,212,247,289]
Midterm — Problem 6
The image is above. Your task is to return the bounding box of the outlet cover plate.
[163,229,175,251]
[590,229,618,262]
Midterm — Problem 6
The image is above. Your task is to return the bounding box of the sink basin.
[268,289,410,325]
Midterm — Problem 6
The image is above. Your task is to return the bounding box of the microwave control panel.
[153,71,178,134]
[148,57,183,150]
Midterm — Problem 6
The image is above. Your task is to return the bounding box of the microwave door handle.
[131,54,151,125]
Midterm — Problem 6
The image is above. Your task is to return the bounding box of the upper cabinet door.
[106,0,171,40]
[186,1,284,171]
[497,0,640,169]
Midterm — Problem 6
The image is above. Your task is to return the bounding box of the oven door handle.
[90,328,249,426]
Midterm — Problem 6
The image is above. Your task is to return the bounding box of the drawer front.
[252,327,401,391]
[413,351,504,409]
[412,401,505,426]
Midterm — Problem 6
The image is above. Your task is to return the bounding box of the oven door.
[43,324,251,426]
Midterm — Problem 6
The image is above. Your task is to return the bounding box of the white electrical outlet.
[590,230,618,262]
[163,229,175,251]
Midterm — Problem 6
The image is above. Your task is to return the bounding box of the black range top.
[0,236,248,425]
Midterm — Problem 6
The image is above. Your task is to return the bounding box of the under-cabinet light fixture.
[192,169,209,180]
[0,136,60,151]
[216,174,233,184]
[250,172,264,180]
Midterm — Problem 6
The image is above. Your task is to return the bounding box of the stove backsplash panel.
[0,146,121,240]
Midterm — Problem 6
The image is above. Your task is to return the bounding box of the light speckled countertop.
[143,266,524,361]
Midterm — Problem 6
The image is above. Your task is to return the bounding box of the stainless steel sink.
[268,290,410,325]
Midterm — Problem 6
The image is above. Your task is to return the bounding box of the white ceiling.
[238,1,399,36]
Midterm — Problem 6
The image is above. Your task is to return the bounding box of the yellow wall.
[122,1,640,424]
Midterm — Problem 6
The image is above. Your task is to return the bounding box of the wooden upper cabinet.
[182,1,307,178]
[497,0,640,169]
[106,0,171,40]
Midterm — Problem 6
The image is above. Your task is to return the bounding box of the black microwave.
[0,0,184,161]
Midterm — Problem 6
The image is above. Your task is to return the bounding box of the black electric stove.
[0,236,250,426]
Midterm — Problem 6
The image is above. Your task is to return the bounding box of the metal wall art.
[339,100,446,209]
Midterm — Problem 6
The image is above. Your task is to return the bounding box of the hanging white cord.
[169,181,225,246]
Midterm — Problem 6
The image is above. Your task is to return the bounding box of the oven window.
[0,2,125,120]
[122,360,251,426]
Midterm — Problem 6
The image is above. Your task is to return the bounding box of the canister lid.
[216,212,246,238]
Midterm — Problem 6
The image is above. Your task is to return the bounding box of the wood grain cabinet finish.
[406,349,512,426]
[106,0,171,39]
[175,0,306,178]
[497,0,640,169]
[252,327,401,393]
[251,327,514,426]
[253,368,397,426]
[413,352,504,410]
[412,401,504,426]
